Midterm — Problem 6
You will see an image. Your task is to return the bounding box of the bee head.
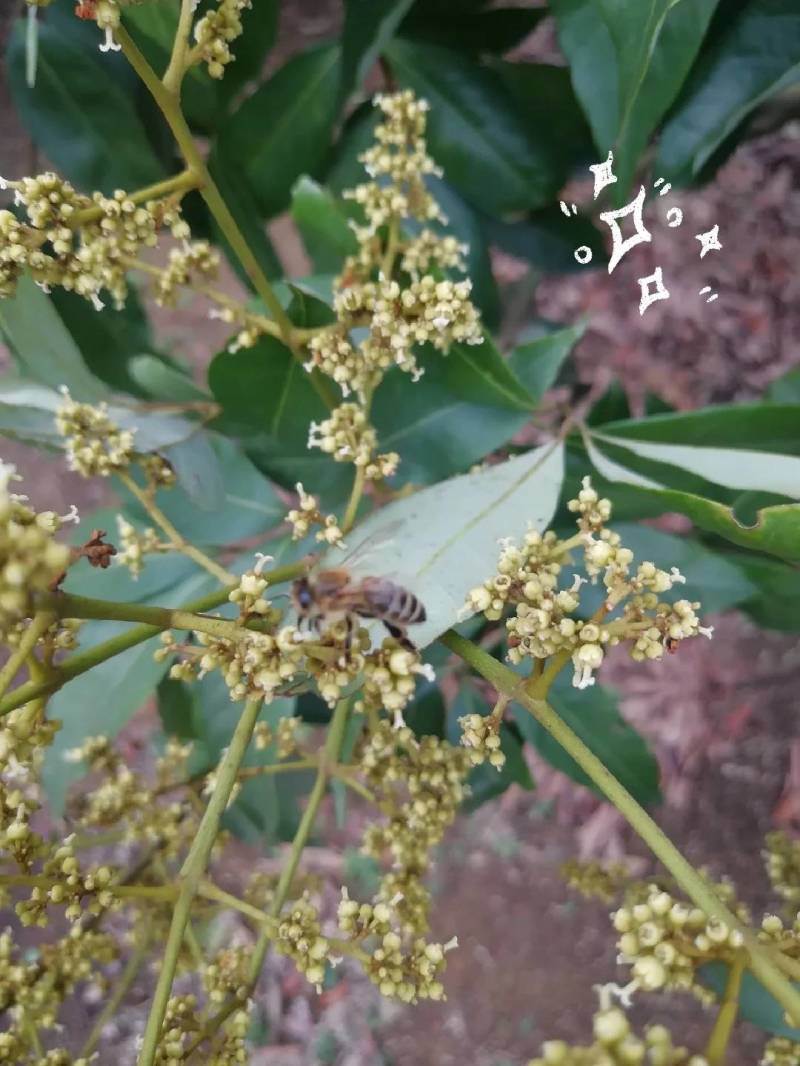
[292,576,314,614]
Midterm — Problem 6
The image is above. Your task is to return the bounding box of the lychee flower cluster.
[360,642,435,727]
[560,859,630,904]
[765,831,800,906]
[527,1002,708,1066]
[155,240,220,306]
[285,482,347,547]
[458,709,506,770]
[227,553,273,619]
[275,893,330,990]
[0,171,187,306]
[0,464,72,641]
[0,925,117,1051]
[203,946,251,1005]
[153,994,202,1064]
[252,714,302,758]
[56,390,134,477]
[15,840,116,927]
[192,0,250,80]
[762,1038,800,1066]
[116,515,162,579]
[308,403,399,482]
[611,883,747,1000]
[462,476,713,690]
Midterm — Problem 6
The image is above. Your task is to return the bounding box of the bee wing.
[336,521,403,575]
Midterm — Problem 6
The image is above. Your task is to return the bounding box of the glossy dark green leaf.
[385,39,560,213]
[341,0,415,100]
[513,675,661,806]
[656,0,800,182]
[371,341,535,484]
[50,284,161,397]
[550,0,618,152]
[207,145,282,284]
[207,336,352,503]
[597,0,719,192]
[7,19,164,192]
[121,2,222,131]
[495,62,596,177]
[290,177,358,274]
[508,324,585,401]
[487,207,608,274]
[220,44,342,218]
[599,404,800,456]
[0,275,107,401]
[405,687,447,739]
[157,675,203,741]
[699,962,800,1038]
[400,7,544,53]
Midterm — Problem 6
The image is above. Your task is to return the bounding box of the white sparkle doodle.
[638,267,670,316]
[574,246,593,265]
[696,224,722,258]
[666,207,683,228]
[599,185,652,274]
[699,286,719,303]
[589,151,617,199]
[560,201,578,217]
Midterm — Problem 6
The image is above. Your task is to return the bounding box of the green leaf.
[699,962,800,1038]
[508,324,585,401]
[0,275,107,401]
[290,176,358,274]
[7,19,164,192]
[656,0,800,182]
[495,61,596,178]
[207,336,352,503]
[731,552,800,632]
[128,355,210,403]
[592,428,800,500]
[341,0,415,100]
[584,435,800,562]
[600,404,800,455]
[42,563,216,813]
[124,434,285,547]
[220,44,342,218]
[50,284,162,397]
[371,343,534,484]
[488,207,608,274]
[597,0,719,192]
[513,675,661,806]
[400,7,544,53]
[121,2,222,131]
[207,145,283,284]
[550,0,619,153]
[318,441,564,647]
[385,39,561,213]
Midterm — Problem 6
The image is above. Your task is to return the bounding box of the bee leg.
[383,621,416,652]
[338,614,355,667]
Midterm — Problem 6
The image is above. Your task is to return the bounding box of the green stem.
[120,471,235,586]
[183,697,352,1059]
[162,0,196,93]
[115,26,336,411]
[704,951,745,1065]
[0,562,304,718]
[0,610,54,699]
[341,465,367,535]
[136,696,263,1066]
[68,170,198,229]
[47,591,278,642]
[440,629,800,1027]
[80,937,151,1058]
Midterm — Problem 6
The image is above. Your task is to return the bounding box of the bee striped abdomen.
[363,578,426,624]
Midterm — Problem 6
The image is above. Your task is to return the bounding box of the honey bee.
[291,569,426,652]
